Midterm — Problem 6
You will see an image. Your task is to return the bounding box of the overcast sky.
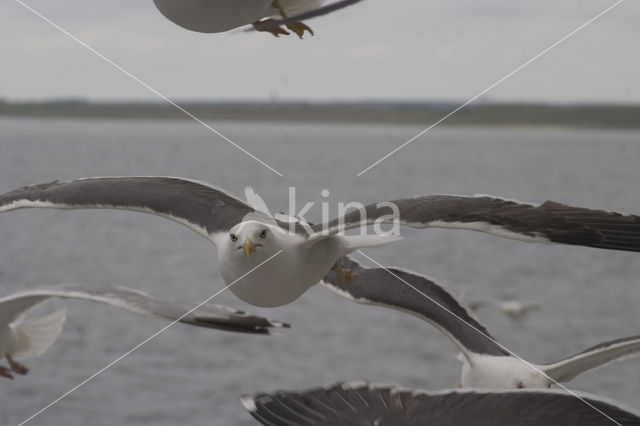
[1,0,638,103]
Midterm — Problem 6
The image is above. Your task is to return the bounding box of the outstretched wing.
[322,256,509,357]
[251,0,364,31]
[543,335,640,383]
[0,284,289,334]
[312,194,640,252]
[0,294,50,326]
[243,381,640,426]
[0,177,254,241]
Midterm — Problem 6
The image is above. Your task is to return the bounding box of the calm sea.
[1,117,639,425]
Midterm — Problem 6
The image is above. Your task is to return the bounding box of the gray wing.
[543,335,640,383]
[312,194,640,252]
[0,177,255,240]
[0,285,289,334]
[251,0,364,31]
[322,256,508,356]
[0,294,50,325]
[243,381,640,426]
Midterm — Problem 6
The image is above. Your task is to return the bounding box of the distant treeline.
[0,99,639,128]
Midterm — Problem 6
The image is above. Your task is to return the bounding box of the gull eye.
[259,230,268,239]
[230,233,238,242]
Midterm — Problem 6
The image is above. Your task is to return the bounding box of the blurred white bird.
[469,298,542,320]
[0,284,288,379]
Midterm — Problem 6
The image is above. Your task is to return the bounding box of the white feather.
[11,308,67,360]
[244,186,272,216]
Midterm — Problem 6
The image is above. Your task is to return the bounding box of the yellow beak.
[242,237,259,257]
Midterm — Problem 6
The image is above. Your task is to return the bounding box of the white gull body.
[214,220,365,307]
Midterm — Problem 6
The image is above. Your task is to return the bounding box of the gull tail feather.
[12,308,67,360]
[342,234,402,253]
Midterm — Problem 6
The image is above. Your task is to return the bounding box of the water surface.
[1,117,639,425]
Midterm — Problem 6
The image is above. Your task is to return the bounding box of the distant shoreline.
[1,100,639,129]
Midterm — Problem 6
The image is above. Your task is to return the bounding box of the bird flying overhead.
[323,256,640,389]
[2,176,640,307]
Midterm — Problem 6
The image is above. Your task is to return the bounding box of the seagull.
[323,256,640,389]
[242,381,640,426]
[0,284,288,379]
[3,176,640,308]
[468,298,542,320]
[152,0,363,38]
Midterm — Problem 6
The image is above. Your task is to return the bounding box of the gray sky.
[1,0,638,103]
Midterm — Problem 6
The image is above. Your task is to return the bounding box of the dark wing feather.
[322,256,509,356]
[313,195,640,252]
[0,177,254,238]
[244,382,640,426]
[0,284,288,334]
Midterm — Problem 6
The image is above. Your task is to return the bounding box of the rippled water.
[1,117,639,425]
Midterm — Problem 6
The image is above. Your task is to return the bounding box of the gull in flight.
[0,284,288,379]
[323,256,640,389]
[243,381,640,426]
[468,298,542,320]
[2,176,640,307]
[152,0,363,38]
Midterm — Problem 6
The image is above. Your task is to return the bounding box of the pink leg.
[0,366,14,379]
[7,355,29,375]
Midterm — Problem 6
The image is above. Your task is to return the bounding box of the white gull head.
[215,220,324,307]
[210,188,399,307]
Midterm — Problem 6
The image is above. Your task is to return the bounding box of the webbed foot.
[0,366,14,379]
[7,355,28,375]
[286,21,314,38]
[332,263,358,284]
[252,19,290,37]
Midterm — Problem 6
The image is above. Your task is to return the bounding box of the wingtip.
[240,395,257,412]
[266,320,292,336]
[272,320,291,329]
